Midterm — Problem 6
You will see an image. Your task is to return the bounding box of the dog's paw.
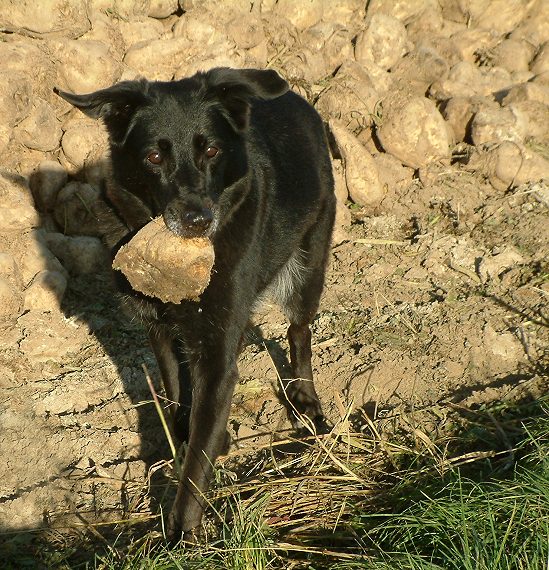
[285,383,329,435]
[290,410,330,436]
[166,512,202,547]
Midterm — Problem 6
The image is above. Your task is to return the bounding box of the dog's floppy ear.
[204,68,289,130]
[54,80,151,143]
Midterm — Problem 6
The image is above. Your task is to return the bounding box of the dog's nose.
[184,208,213,233]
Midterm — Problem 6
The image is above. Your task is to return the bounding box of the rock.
[510,0,549,46]
[52,39,122,94]
[117,18,164,50]
[493,143,549,189]
[441,97,472,143]
[53,182,102,237]
[355,13,408,71]
[372,152,414,190]
[0,71,33,152]
[333,202,352,245]
[29,161,68,213]
[474,141,549,191]
[173,9,226,44]
[329,119,385,209]
[0,278,22,327]
[366,0,439,23]
[531,180,549,207]
[124,36,195,81]
[428,61,514,101]
[491,38,534,74]
[375,94,451,169]
[509,100,549,143]
[331,160,351,245]
[450,29,499,63]
[0,253,18,281]
[60,116,108,171]
[332,159,348,204]
[23,270,67,311]
[113,218,215,303]
[357,59,393,94]
[316,61,380,133]
[148,0,178,18]
[18,230,67,287]
[88,0,150,20]
[533,71,549,87]
[14,99,62,152]
[429,61,484,100]
[502,82,549,107]
[305,22,354,72]
[322,0,365,23]
[405,6,445,41]
[477,246,525,282]
[0,173,39,232]
[246,44,269,70]
[474,0,530,34]
[438,0,485,22]
[44,234,108,275]
[226,13,265,49]
[0,0,91,37]
[281,48,330,84]
[448,97,501,143]
[273,0,324,30]
[481,324,524,374]
[531,42,549,75]
[0,42,58,113]
[470,106,523,146]
[176,50,247,80]
[80,12,126,61]
[391,46,449,95]
[482,66,515,100]
[168,11,240,78]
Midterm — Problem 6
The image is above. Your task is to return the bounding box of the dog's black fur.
[55,68,335,540]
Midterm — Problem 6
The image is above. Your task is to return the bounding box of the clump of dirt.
[0,0,547,532]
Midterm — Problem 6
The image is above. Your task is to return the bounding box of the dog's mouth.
[163,206,219,239]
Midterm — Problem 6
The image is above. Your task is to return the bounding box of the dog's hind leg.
[277,206,334,434]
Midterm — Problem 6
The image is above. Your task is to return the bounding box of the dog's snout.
[185,208,213,232]
[164,205,214,238]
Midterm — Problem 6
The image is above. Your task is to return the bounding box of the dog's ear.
[204,68,289,130]
[54,81,151,143]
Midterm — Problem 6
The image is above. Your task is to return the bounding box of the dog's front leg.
[167,357,238,542]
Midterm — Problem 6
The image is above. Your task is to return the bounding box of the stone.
[375,94,451,169]
[329,120,385,209]
[113,218,215,303]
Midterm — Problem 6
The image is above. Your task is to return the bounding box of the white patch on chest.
[267,249,307,306]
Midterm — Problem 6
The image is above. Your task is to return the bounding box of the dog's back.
[236,91,335,297]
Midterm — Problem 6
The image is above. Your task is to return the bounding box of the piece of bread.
[112,217,214,303]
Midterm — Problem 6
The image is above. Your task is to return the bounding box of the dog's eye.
[147,151,163,165]
[205,146,219,159]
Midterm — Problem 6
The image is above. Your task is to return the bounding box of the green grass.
[351,399,549,570]
[356,450,548,569]
[2,396,547,569]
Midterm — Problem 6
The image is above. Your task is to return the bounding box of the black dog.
[55,68,335,540]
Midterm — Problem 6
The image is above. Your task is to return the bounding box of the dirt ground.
[2,163,547,533]
[0,0,548,534]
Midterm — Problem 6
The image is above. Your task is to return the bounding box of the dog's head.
[55,68,288,237]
